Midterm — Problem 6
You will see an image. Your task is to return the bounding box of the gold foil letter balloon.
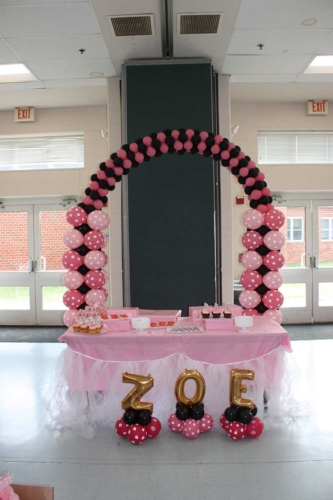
[229,369,255,410]
[121,372,154,412]
[175,369,206,407]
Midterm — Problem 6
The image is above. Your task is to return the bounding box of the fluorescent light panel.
[0,64,36,83]
[305,55,333,74]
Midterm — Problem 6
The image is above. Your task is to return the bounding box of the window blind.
[0,134,84,172]
[258,131,333,165]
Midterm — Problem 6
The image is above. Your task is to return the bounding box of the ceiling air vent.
[177,13,222,35]
[108,14,155,37]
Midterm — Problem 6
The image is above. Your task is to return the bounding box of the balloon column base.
[220,405,264,440]
[168,411,214,439]
[115,410,161,445]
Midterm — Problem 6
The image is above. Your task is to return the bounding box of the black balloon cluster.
[175,402,205,421]
[224,404,258,425]
[123,408,152,426]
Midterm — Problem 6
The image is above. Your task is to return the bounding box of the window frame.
[287,217,304,242]
[321,217,333,241]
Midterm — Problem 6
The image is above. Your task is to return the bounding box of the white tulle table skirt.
[46,345,302,438]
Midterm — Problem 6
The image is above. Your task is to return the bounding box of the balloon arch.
[62,128,285,326]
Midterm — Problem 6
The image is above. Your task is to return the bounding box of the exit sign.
[307,101,329,115]
[14,107,35,122]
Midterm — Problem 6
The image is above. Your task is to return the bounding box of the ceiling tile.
[317,32,333,54]
[43,77,107,88]
[0,39,21,63]
[27,59,116,80]
[0,1,85,4]
[230,74,298,83]
[235,0,333,29]
[0,3,100,38]
[222,55,312,74]
[228,29,332,55]
[8,34,110,62]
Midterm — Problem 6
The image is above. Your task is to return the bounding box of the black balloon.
[255,284,270,295]
[238,408,253,424]
[203,149,211,157]
[99,179,108,189]
[256,244,270,256]
[206,137,215,148]
[257,264,270,276]
[99,162,106,171]
[152,139,161,149]
[127,151,135,161]
[179,133,187,144]
[257,225,271,236]
[136,410,152,426]
[192,134,200,146]
[105,168,115,178]
[250,200,259,209]
[176,406,190,421]
[77,264,90,275]
[138,143,147,154]
[238,176,247,184]
[250,404,258,417]
[189,405,205,421]
[90,190,99,201]
[255,302,268,313]
[85,188,91,195]
[76,245,90,256]
[221,159,230,167]
[76,223,91,235]
[111,152,117,160]
[245,186,253,195]
[219,140,229,151]
[238,159,248,168]
[77,283,91,295]
[229,148,239,158]
[90,174,98,182]
[123,409,137,425]
[78,302,86,310]
[231,166,240,176]
[254,181,265,190]
[85,206,95,214]
[224,406,238,422]
[165,136,175,147]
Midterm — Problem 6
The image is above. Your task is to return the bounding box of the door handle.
[313,256,318,269]
[309,256,313,269]
[29,260,35,273]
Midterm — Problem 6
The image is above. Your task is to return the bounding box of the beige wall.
[231,102,333,280]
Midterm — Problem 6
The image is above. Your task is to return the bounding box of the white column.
[218,75,234,305]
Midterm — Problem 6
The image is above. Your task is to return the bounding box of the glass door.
[0,205,36,325]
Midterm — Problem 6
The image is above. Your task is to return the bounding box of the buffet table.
[48,318,295,436]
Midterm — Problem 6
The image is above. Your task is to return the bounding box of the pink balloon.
[101,268,108,280]
[87,210,110,231]
[63,289,84,308]
[242,231,263,250]
[84,250,106,270]
[84,230,105,250]
[257,204,268,214]
[62,250,84,270]
[241,251,263,270]
[264,209,285,230]
[63,229,84,249]
[263,309,282,324]
[63,309,79,327]
[251,189,262,201]
[84,270,106,289]
[101,287,108,300]
[168,413,183,433]
[93,200,103,210]
[263,251,285,271]
[86,289,106,306]
[243,209,264,230]
[239,290,261,309]
[242,308,260,316]
[263,271,283,290]
[66,206,87,226]
[182,419,200,439]
[263,231,285,251]
[62,270,84,290]
[100,250,108,265]
[240,270,262,290]
[262,290,284,309]
[100,233,107,248]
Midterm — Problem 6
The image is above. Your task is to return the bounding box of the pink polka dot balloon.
[84,270,106,289]
[87,210,110,231]
[168,413,183,433]
[240,270,262,290]
[63,289,84,309]
[242,231,263,250]
[62,250,84,270]
[84,230,105,250]
[264,209,285,230]
[263,251,285,271]
[263,309,283,324]
[84,250,107,270]
[242,308,260,316]
[101,287,108,300]
[239,289,261,309]
[262,290,284,309]
[199,413,214,433]
[241,250,263,270]
[100,250,108,265]
[181,418,200,439]
[66,206,87,226]
[263,271,283,290]
[63,229,84,249]
[101,268,108,280]
[63,308,79,327]
[263,231,285,251]
[243,209,264,230]
[62,270,84,290]
[145,417,162,438]
[227,421,246,440]
[85,289,106,306]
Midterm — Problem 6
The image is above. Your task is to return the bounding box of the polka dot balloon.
[243,209,264,230]
[63,289,84,309]
[242,230,263,250]
[263,309,283,324]
[263,271,283,290]
[263,230,285,251]
[199,413,214,433]
[87,210,110,231]
[262,290,284,309]
[84,270,106,289]
[240,270,262,290]
[181,418,200,439]
[227,421,247,441]
[263,251,285,271]
[241,250,263,270]
[63,229,84,249]
[62,270,84,290]
[239,289,261,309]
[168,413,183,433]
[264,209,285,230]
[84,230,105,250]
[66,206,87,226]
[115,418,130,438]
[127,424,147,445]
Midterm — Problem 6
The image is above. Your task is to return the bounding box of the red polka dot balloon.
[63,289,84,309]
[84,270,106,289]
[66,206,87,226]
[243,209,264,230]
[127,424,147,445]
[242,231,263,250]
[245,417,264,438]
[241,250,263,270]
[181,418,200,439]
[62,250,84,270]
[264,209,285,230]
[239,289,261,309]
[263,251,285,271]
[263,231,285,251]
[199,413,214,433]
[146,417,162,438]
[168,413,183,433]
[240,270,262,290]
[263,271,283,290]
[115,418,130,438]
[84,230,105,250]
[262,290,284,309]
[263,309,283,324]
[227,421,247,440]
[220,414,230,431]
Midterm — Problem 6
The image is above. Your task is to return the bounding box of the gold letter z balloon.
[121,372,154,412]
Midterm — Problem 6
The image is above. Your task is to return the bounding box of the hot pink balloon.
[100,250,108,265]
[243,209,264,230]
[242,308,260,317]
[101,269,108,280]
[84,230,105,250]
[62,270,84,290]
[62,250,84,270]
[84,270,106,289]
[86,289,106,306]
[241,251,263,270]
[101,287,108,300]
[240,270,262,290]
[87,210,110,231]
[263,231,285,251]
[239,290,261,309]
[66,206,87,226]
[242,231,263,250]
[63,309,79,327]
[263,309,282,324]
[264,209,285,230]
[263,251,285,271]
[63,289,84,309]
[84,250,106,270]
[63,229,84,249]
[263,271,283,290]
[262,290,284,309]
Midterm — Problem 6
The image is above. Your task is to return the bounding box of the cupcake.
[80,324,89,334]
[223,303,232,319]
[201,308,210,319]
[73,321,81,332]
[95,322,102,334]
[212,304,221,318]
[89,324,97,335]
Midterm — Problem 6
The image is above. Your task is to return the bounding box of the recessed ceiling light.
[304,55,333,74]
[0,64,36,84]
[301,18,317,26]
[89,72,104,77]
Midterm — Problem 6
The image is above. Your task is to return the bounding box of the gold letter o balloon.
[175,369,206,407]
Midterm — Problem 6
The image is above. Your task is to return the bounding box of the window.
[0,133,84,172]
[258,131,333,164]
[321,218,333,241]
[287,218,304,242]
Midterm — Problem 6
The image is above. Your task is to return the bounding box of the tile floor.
[0,340,333,500]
